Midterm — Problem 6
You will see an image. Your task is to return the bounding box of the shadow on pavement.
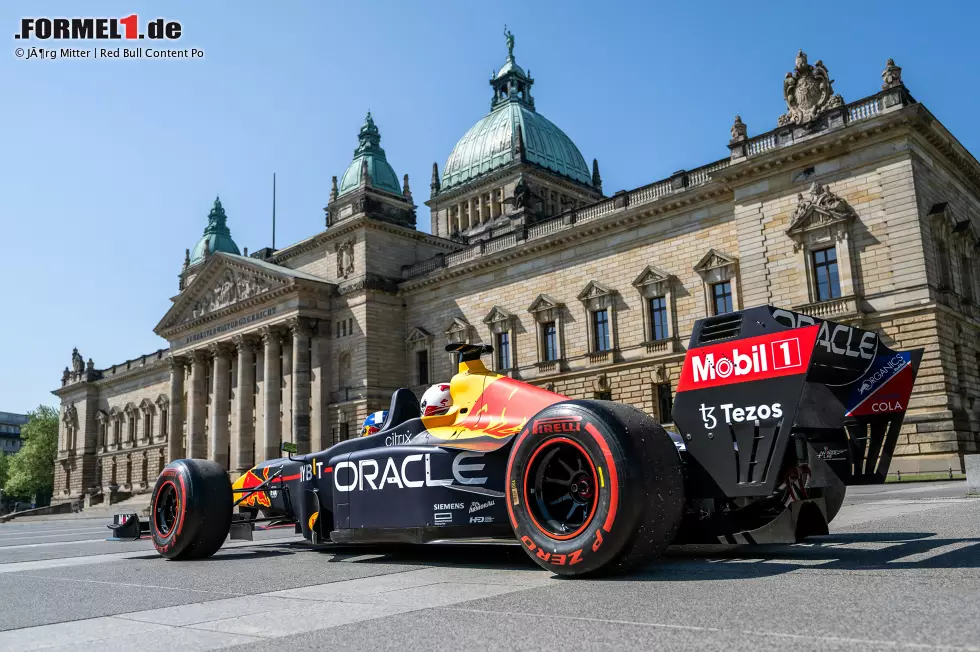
[288,531,980,579]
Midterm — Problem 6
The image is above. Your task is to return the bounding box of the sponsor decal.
[817,446,848,461]
[434,513,452,526]
[470,516,494,524]
[510,479,519,506]
[235,468,272,508]
[300,458,325,481]
[771,309,878,360]
[699,402,783,429]
[385,433,412,447]
[532,416,582,435]
[333,452,487,493]
[846,352,913,417]
[469,500,494,513]
[858,354,906,395]
[434,503,464,511]
[677,326,819,392]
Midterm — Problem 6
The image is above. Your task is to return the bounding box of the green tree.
[5,405,59,501]
[0,453,9,490]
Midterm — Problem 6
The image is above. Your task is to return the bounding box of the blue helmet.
[360,410,388,437]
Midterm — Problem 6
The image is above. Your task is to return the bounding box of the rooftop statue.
[504,25,514,58]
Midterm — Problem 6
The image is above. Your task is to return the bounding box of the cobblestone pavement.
[0,481,977,651]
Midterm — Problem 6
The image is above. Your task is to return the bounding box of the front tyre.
[506,401,684,577]
[150,459,232,560]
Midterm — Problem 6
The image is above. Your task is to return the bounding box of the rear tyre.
[506,401,684,577]
[150,459,233,560]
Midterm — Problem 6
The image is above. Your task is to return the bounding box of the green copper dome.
[441,29,592,191]
[338,112,402,197]
[190,197,240,264]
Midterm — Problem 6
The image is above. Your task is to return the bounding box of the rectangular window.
[543,322,558,361]
[595,390,612,401]
[348,318,353,335]
[496,332,510,370]
[416,350,429,386]
[593,310,610,352]
[336,321,341,338]
[960,255,973,302]
[812,247,842,301]
[655,383,674,423]
[339,422,349,442]
[712,282,733,315]
[649,297,669,341]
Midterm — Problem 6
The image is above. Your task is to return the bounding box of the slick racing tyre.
[507,401,684,577]
[150,459,232,560]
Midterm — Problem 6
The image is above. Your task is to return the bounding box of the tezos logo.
[15,15,182,40]
[699,402,783,429]
[469,500,494,513]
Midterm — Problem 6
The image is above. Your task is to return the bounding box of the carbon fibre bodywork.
[672,306,923,500]
[225,306,923,548]
[233,348,565,544]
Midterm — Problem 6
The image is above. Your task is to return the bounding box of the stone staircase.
[77,493,153,519]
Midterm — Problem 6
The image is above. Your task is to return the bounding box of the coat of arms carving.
[337,240,355,279]
[777,50,844,127]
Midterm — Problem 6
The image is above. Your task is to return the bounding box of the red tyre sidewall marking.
[585,423,618,533]
[175,472,187,536]
[522,436,599,541]
[151,479,179,540]
[506,428,531,531]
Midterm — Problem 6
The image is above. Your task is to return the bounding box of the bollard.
[966,455,980,495]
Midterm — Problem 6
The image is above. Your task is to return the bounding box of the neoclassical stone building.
[53,42,980,505]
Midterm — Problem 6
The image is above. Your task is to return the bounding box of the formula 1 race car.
[116,306,922,576]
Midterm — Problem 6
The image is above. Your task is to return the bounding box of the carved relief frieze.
[187,268,272,321]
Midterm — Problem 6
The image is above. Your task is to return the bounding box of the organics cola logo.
[15,16,182,40]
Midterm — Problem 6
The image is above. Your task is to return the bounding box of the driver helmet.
[420,383,452,416]
[360,410,388,437]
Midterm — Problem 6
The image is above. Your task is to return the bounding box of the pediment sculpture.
[188,269,272,321]
[787,182,856,249]
[777,50,844,127]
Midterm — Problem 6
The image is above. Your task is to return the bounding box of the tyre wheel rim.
[153,480,179,537]
[525,437,599,540]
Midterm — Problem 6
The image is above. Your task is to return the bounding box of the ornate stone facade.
[52,49,980,504]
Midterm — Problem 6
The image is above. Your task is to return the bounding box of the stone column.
[167,355,185,463]
[187,350,208,459]
[254,347,265,464]
[310,320,328,452]
[290,318,312,454]
[260,326,282,462]
[281,339,293,445]
[232,335,256,475]
[208,343,232,469]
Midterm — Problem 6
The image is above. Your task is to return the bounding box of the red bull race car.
[111,306,922,576]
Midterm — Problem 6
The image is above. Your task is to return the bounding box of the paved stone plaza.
[0,481,976,651]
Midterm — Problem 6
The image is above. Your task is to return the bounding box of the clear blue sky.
[1,0,976,413]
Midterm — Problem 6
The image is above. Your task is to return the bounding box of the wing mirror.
[281,441,299,461]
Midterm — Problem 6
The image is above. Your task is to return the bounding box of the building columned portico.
[51,40,980,505]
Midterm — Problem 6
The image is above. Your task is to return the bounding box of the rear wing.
[671,306,923,498]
